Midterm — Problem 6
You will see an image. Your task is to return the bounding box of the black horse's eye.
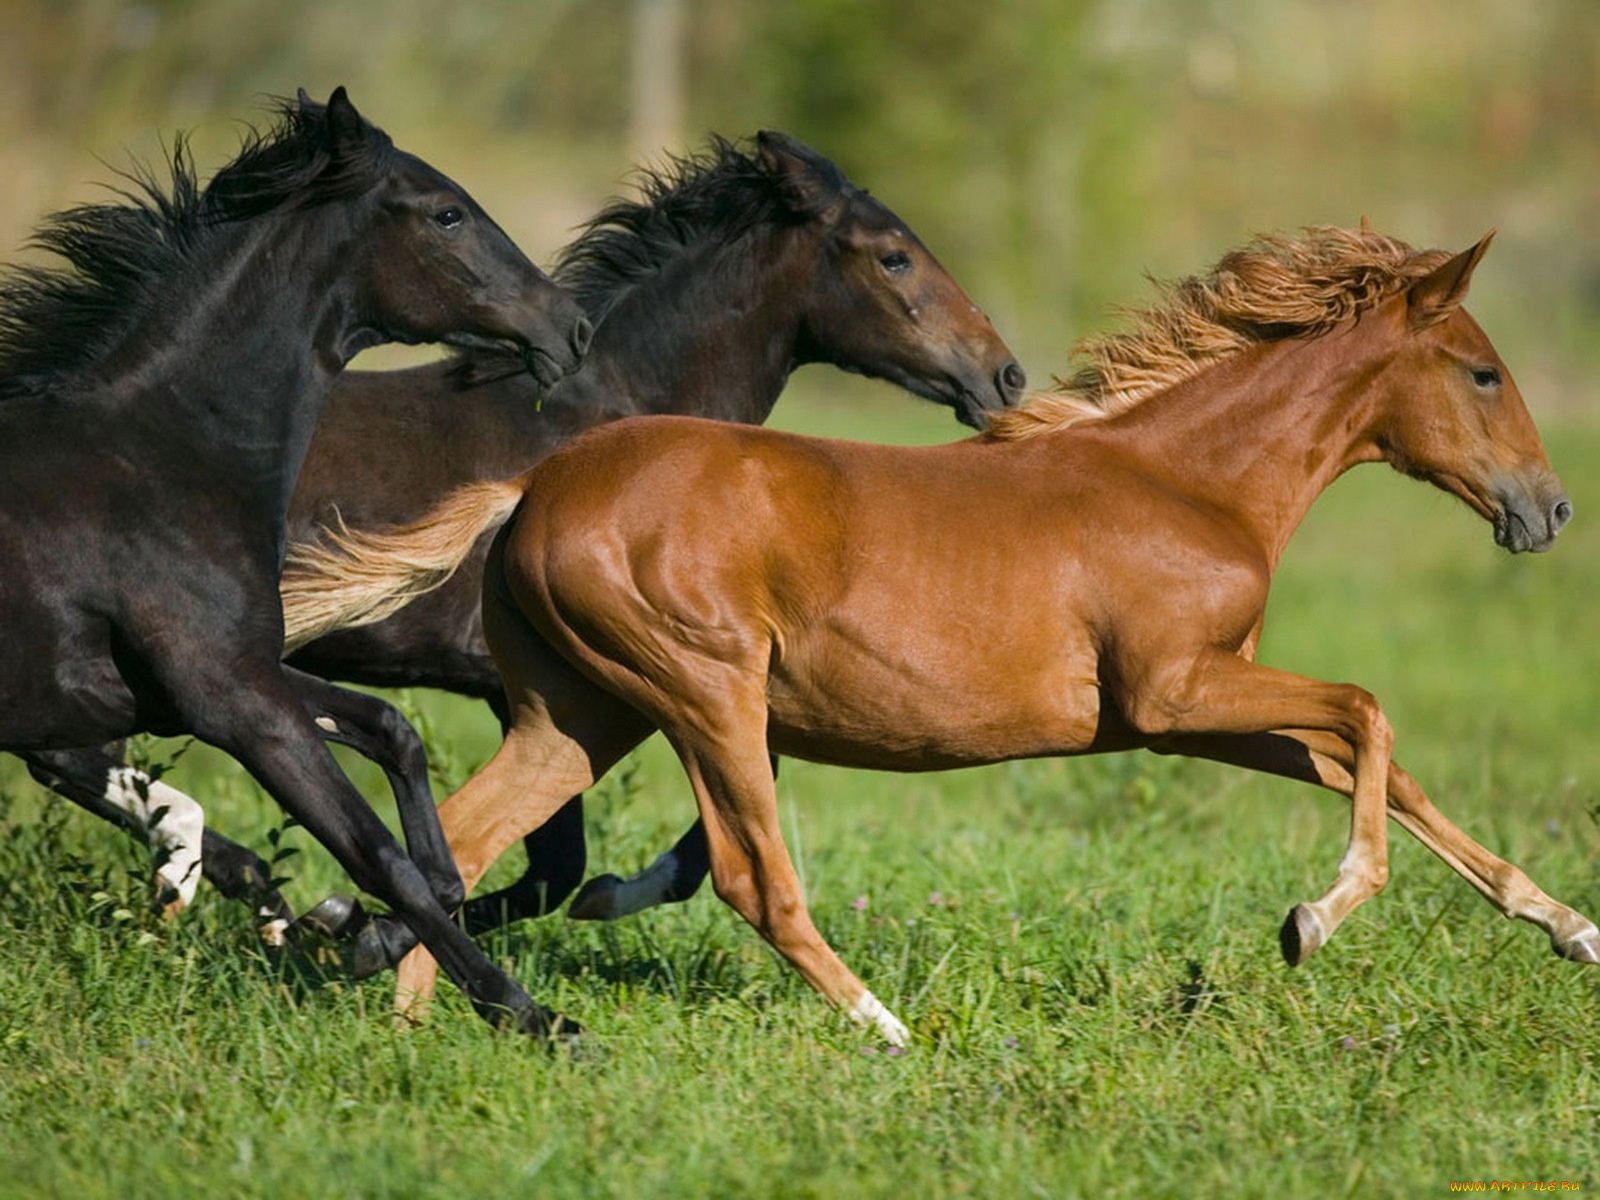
[880,250,912,274]
[1471,366,1501,388]
[432,206,465,230]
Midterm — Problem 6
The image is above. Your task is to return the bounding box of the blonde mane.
[986,226,1453,441]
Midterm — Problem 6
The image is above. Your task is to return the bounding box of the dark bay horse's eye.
[432,206,465,231]
[880,250,912,275]
[1471,366,1501,389]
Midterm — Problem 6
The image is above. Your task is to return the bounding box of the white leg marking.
[314,716,339,734]
[848,989,910,1047]
[105,767,206,909]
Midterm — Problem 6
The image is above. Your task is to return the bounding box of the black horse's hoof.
[349,918,395,980]
[295,893,367,940]
[567,874,624,921]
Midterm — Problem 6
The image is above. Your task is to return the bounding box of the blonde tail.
[280,476,526,653]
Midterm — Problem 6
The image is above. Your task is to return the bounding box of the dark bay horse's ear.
[756,131,848,220]
[1408,230,1495,331]
[325,86,367,162]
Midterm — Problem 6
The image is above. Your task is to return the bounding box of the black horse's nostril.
[1552,498,1574,534]
[998,361,1027,401]
[570,316,595,357]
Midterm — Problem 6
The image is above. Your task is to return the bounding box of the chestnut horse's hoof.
[1279,904,1326,967]
[1555,929,1600,964]
[567,874,625,921]
[294,892,367,940]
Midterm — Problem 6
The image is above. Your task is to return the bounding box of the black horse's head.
[277,88,591,385]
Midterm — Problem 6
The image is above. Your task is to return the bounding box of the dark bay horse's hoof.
[294,892,367,940]
[567,873,625,921]
[1279,904,1326,967]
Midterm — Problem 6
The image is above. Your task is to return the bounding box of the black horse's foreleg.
[281,667,463,914]
[178,663,567,1037]
[22,744,291,930]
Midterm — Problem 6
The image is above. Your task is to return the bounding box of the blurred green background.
[1,0,1596,419]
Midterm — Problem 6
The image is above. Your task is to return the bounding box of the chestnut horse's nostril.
[571,316,595,357]
[998,361,1027,401]
[1552,498,1574,534]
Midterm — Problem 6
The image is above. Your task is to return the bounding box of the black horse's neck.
[97,211,374,537]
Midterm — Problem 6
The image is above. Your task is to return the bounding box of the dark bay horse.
[71,132,1022,939]
[280,225,1596,1043]
[1,89,591,1037]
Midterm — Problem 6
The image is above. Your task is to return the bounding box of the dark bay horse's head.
[1375,232,1570,553]
[299,88,591,386]
[759,132,1025,429]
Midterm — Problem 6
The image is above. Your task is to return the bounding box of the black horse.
[42,132,1025,955]
[1,88,590,1037]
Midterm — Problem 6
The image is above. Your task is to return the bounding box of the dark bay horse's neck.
[543,226,809,427]
[105,217,365,537]
[1101,321,1396,567]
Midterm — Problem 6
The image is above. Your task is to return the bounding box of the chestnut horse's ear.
[756,130,848,220]
[324,86,367,161]
[1359,214,1373,233]
[1408,230,1495,331]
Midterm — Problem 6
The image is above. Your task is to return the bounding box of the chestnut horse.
[281,227,1597,1043]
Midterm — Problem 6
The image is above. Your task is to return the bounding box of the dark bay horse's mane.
[987,226,1455,441]
[551,136,831,325]
[0,96,393,400]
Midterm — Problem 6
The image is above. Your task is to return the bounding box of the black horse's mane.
[552,136,812,325]
[0,96,392,399]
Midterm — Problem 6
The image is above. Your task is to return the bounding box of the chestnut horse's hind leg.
[669,727,910,1047]
[1156,729,1600,964]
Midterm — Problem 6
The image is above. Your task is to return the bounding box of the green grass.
[2,409,1598,1198]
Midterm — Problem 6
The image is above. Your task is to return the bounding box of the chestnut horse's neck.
[543,223,815,428]
[1087,311,1399,567]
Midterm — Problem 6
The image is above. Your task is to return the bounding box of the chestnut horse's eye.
[879,250,912,274]
[432,206,465,230]
[1471,367,1501,389]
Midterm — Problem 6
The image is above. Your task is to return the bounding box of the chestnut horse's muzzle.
[1494,479,1572,553]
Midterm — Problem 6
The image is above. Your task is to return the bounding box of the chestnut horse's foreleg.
[1130,651,1394,965]
[1156,730,1600,964]
[671,733,909,1047]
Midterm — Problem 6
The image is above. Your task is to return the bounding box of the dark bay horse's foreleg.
[22,745,291,933]
[566,814,712,921]
[1153,729,1600,964]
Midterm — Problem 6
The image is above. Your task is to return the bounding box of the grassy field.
[1,392,1598,1197]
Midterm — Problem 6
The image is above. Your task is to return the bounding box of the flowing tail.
[280,475,527,653]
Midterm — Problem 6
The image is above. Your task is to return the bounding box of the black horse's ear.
[297,87,314,113]
[756,130,848,220]
[325,86,366,160]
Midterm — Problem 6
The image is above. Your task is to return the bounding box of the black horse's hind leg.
[281,667,463,913]
[172,657,567,1037]
[23,744,292,931]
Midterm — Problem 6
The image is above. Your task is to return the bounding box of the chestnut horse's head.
[756,131,1025,429]
[1378,232,1570,553]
